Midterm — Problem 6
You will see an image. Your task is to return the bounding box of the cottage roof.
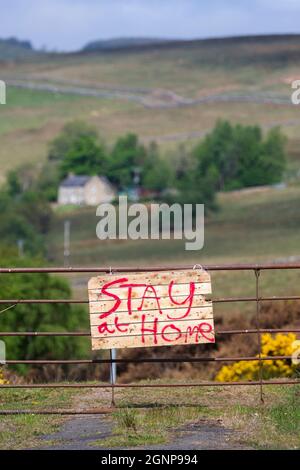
[60,175,91,188]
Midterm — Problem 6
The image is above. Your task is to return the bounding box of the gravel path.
[38,415,113,450]
[37,415,249,450]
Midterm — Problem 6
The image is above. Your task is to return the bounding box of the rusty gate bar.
[2,294,300,304]
[0,262,300,415]
[1,261,300,272]
[0,328,300,337]
[1,355,296,364]
[1,379,299,388]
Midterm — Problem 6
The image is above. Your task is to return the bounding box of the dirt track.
[37,414,250,450]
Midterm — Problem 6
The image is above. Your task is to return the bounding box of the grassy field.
[0,383,299,449]
[47,184,300,320]
[1,35,300,181]
[4,35,300,95]
[99,382,300,449]
[50,185,300,265]
[0,387,82,449]
[0,87,299,183]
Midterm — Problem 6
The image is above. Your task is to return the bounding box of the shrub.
[0,368,9,384]
[0,252,88,378]
[215,333,299,382]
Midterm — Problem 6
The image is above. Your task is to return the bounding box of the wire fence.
[0,263,300,414]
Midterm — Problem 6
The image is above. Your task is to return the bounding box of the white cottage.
[58,175,115,206]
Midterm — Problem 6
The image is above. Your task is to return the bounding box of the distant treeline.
[0,37,33,50]
[46,119,286,206]
[0,37,36,60]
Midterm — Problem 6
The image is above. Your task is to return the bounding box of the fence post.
[110,348,116,407]
[64,220,71,267]
[255,268,264,404]
[108,267,117,407]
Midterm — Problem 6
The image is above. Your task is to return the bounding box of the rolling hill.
[0,34,300,181]
[82,37,173,52]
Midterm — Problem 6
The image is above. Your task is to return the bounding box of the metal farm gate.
[0,263,299,415]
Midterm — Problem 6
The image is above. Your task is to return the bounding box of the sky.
[0,0,300,51]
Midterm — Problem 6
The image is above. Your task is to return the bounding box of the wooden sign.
[88,269,214,350]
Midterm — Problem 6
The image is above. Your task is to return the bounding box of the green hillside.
[49,184,300,320]
[0,34,300,182]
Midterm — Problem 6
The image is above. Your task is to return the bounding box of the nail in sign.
[88,270,214,350]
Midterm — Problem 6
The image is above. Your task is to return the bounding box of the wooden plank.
[91,317,214,338]
[91,319,215,350]
[89,294,211,313]
[89,282,211,302]
[90,306,213,325]
[88,270,210,290]
[88,269,214,350]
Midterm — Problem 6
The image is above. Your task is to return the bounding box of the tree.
[108,133,146,188]
[191,120,286,193]
[44,121,106,200]
[59,134,108,178]
[0,210,44,255]
[192,120,235,191]
[172,143,196,182]
[0,168,54,256]
[35,161,60,202]
[0,252,88,376]
[6,170,22,198]
[261,127,286,184]
[176,162,218,209]
[229,124,263,189]
[142,142,172,192]
[17,191,53,235]
[48,120,98,161]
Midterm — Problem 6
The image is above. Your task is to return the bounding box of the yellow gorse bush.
[215,333,299,382]
[0,367,9,385]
